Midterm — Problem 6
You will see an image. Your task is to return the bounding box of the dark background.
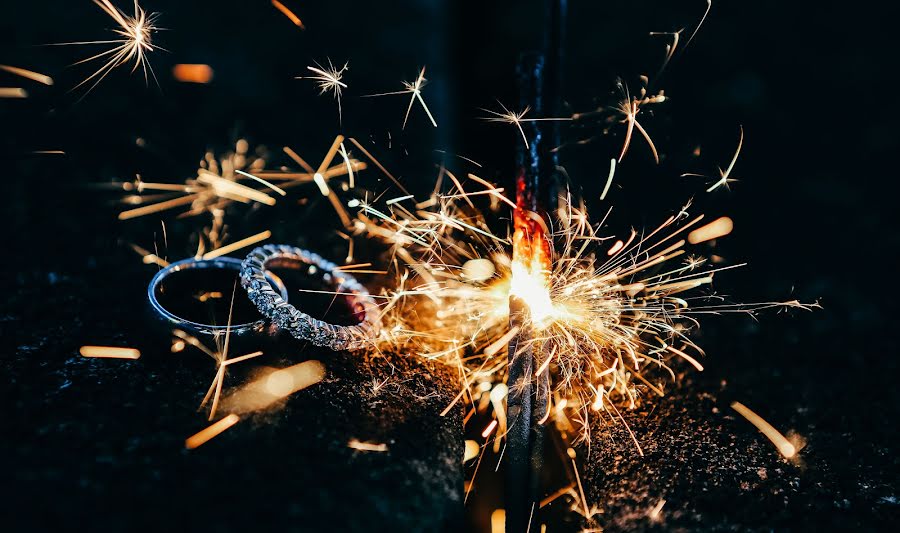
[1,0,897,531]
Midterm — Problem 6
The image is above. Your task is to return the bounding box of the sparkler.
[363,66,438,129]
[57,0,161,94]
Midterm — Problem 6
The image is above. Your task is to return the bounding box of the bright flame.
[510,259,555,326]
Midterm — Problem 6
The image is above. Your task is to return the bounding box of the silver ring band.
[148,256,289,337]
[240,244,380,351]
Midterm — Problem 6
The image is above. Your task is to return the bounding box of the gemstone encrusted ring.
[240,244,380,351]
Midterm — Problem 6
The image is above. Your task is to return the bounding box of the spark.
[0,88,28,98]
[348,439,389,452]
[271,0,305,29]
[600,158,617,200]
[184,285,267,420]
[687,216,733,244]
[297,59,349,125]
[706,126,743,192]
[613,81,663,163]
[731,401,797,459]
[686,1,713,49]
[59,0,162,94]
[115,140,273,220]
[364,66,437,129]
[172,64,213,84]
[79,346,140,359]
[0,64,54,85]
[356,165,815,450]
[480,102,572,148]
[648,499,667,521]
[201,229,272,260]
[185,414,240,449]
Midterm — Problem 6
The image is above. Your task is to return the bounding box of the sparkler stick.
[505,0,566,517]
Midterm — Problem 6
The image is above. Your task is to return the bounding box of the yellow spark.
[297,59,348,124]
[0,88,28,98]
[79,346,140,359]
[185,414,240,450]
[348,439,389,452]
[60,0,161,94]
[364,66,437,129]
[600,158,616,200]
[706,126,743,192]
[731,401,798,459]
[0,64,54,85]
[480,102,572,148]
[201,230,272,260]
[687,216,733,244]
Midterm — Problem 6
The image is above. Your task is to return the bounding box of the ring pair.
[148,245,380,351]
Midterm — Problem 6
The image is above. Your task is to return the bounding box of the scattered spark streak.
[115,141,272,220]
[687,216,733,244]
[0,65,53,85]
[0,88,27,98]
[649,499,667,521]
[172,64,213,84]
[706,126,743,192]
[60,0,162,94]
[480,102,573,148]
[481,419,499,438]
[364,66,437,129]
[234,170,287,196]
[79,346,140,359]
[731,401,797,458]
[686,1,713,49]
[185,414,240,449]
[348,439,389,452]
[339,142,355,188]
[271,0,305,29]
[386,194,415,205]
[201,230,272,260]
[130,242,169,267]
[297,59,348,125]
[347,137,409,194]
[600,158,616,200]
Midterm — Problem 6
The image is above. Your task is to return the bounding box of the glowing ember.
[185,414,240,450]
[731,401,799,459]
[79,346,141,359]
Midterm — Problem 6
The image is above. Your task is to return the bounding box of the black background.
[2,0,898,531]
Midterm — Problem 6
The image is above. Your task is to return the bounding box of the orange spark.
[185,414,240,449]
[172,64,213,84]
[79,346,141,359]
[271,0,305,29]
